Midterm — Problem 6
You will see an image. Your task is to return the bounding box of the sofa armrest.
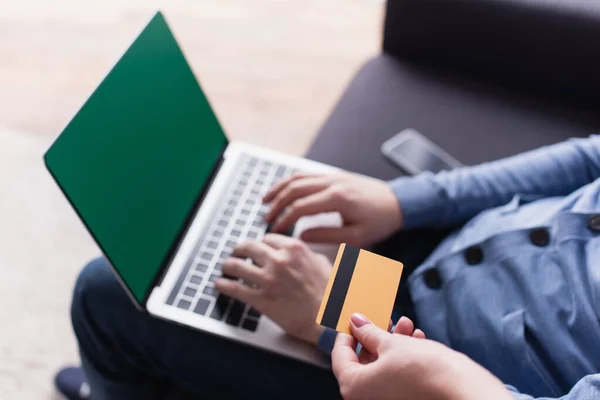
[383,0,600,106]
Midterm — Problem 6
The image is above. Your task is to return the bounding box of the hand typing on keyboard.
[215,233,331,345]
[263,172,404,247]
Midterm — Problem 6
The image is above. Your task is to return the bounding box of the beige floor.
[0,0,381,398]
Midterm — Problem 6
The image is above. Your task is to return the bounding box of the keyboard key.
[231,229,242,237]
[217,293,231,305]
[196,264,208,272]
[213,262,223,271]
[275,166,286,178]
[217,220,227,227]
[208,273,221,283]
[220,248,232,259]
[213,229,224,238]
[210,295,231,320]
[223,208,234,217]
[248,308,261,318]
[203,286,216,297]
[207,241,218,249]
[225,240,236,248]
[189,274,203,285]
[226,301,245,326]
[193,298,211,315]
[200,252,212,261]
[241,209,251,216]
[249,158,258,167]
[209,306,224,320]
[247,231,258,239]
[183,287,197,297]
[177,299,192,310]
[242,319,259,332]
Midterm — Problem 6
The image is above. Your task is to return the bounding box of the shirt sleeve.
[389,135,600,230]
[506,374,600,400]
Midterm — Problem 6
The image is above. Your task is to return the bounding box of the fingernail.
[351,313,370,328]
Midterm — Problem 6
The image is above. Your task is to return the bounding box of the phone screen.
[390,137,455,173]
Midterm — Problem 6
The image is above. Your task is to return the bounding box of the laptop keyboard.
[167,154,297,332]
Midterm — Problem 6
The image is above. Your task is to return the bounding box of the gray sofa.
[308,0,600,178]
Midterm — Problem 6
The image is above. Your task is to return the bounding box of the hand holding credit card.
[316,244,404,335]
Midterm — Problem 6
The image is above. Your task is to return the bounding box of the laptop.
[44,11,340,367]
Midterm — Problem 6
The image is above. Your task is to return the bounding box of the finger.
[262,233,301,250]
[358,348,377,365]
[222,258,265,285]
[350,313,390,354]
[300,226,361,245]
[392,316,415,336]
[265,178,330,223]
[263,173,318,203]
[270,190,339,234]
[331,333,359,379]
[413,329,426,339]
[233,241,275,266]
[263,174,309,203]
[215,278,259,305]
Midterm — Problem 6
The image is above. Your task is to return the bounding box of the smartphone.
[381,129,463,175]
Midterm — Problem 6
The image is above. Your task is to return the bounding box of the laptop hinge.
[142,144,228,306]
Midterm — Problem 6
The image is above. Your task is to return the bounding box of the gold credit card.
[316,244,404,335]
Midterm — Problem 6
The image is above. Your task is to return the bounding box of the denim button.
[529,228,550,247]
[588,214,600,232]
[464,246,484,265]
[423,268,442,289]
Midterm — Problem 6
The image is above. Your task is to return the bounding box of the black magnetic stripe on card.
[320,244,360,328]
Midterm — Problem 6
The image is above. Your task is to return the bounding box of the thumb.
[350,313,389,354]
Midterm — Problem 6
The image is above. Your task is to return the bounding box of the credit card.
[316,243,404,335]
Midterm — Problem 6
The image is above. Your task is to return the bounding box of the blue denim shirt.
[318,136,600,399]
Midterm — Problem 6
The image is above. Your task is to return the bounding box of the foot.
[54,366,91,400]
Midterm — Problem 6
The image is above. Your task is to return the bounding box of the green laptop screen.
[44,12,227,305]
